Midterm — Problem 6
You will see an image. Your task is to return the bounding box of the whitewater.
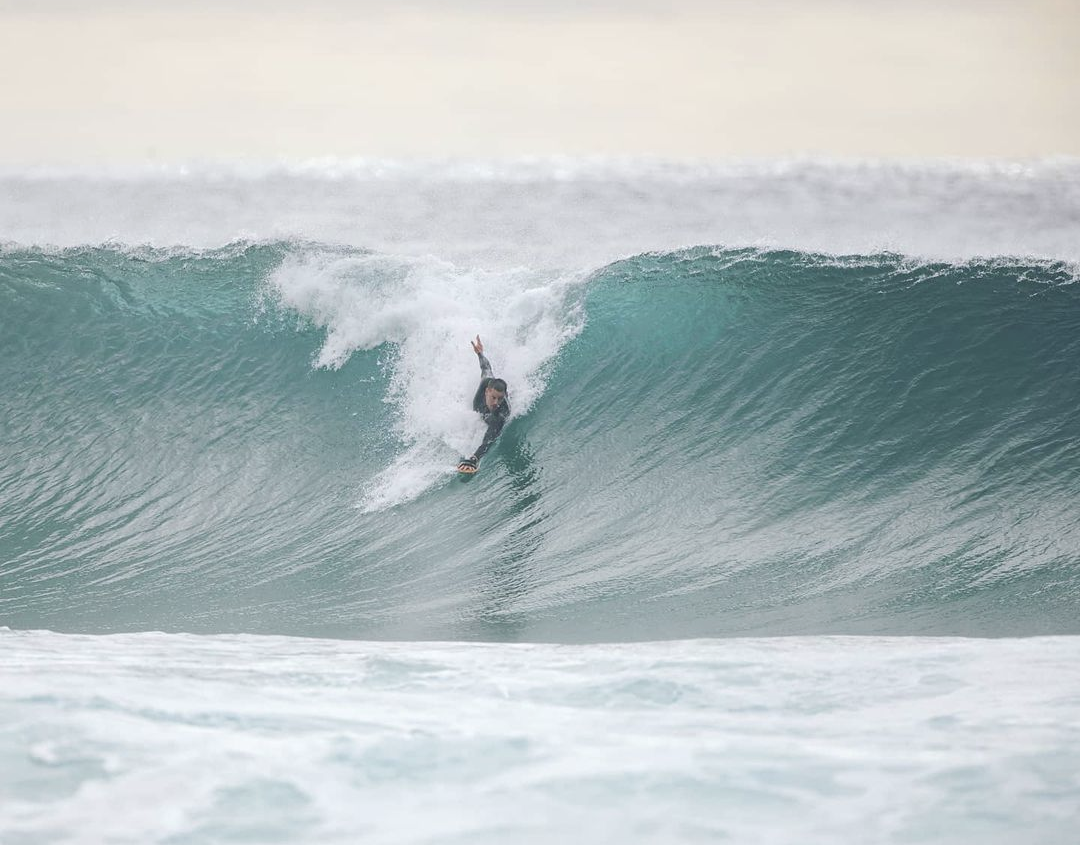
[2,159,1079,843]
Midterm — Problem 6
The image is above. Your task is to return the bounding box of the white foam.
[3,630,1080,845]
[265,249,585,510]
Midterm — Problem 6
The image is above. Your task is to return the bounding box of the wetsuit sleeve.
[473,414,506,461]
[477,352,493,379]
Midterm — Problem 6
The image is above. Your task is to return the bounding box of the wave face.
[2,244,1079,640]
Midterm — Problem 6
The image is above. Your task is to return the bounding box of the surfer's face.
[484,387,505,410]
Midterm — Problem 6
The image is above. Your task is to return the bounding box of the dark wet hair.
[489,378,508,394]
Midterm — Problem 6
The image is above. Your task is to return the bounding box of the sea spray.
[262,248,586,510]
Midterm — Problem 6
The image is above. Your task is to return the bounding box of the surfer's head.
[484,378,507,409]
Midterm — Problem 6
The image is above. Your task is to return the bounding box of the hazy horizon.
[1,0,1077,164]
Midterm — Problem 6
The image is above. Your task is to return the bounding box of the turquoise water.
[3,243,1077,640]
[3,162,1080,844]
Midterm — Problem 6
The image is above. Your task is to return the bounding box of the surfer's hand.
[471,335,483,355]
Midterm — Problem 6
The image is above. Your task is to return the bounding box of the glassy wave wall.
[2,244,1078,640]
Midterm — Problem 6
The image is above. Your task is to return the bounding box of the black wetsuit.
[471,352,510,461]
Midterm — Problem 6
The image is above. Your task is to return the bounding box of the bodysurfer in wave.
[457,335,510,475]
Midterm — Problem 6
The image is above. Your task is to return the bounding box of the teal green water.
[2,244,1078,640]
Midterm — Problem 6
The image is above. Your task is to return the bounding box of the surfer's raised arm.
[472,335,493,379]
[458,335,510,475]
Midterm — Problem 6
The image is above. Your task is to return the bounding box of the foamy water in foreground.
[3,630,1079,845]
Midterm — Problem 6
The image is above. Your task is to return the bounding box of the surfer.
[457,335,510,474]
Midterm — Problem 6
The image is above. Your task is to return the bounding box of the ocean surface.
[2,158,1079,842]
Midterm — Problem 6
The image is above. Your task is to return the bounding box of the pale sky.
[1,0,1077,163]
